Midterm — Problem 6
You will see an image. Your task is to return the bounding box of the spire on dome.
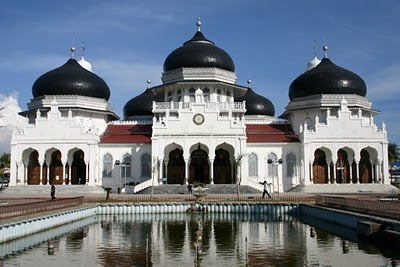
[197,17,202,32]
[323,45,329,58]
[306,41,321,71]
[147,80,151,89]
[78,41,92,71]
[71,36,76,59]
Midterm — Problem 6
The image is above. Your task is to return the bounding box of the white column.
[85,162,89,185]
[209,159,214,184]
[332,161,336,184]
[68,163,72,185]
[24,163,28,185]
[62,161,66,185]
[355,161,360,184]
[184,159,189,185]
[372,160,377,183]
[39,161,44,185]
[46,163,50,185]
[164,161,168,182]
[159,159,164,184]
[309,161,314,184]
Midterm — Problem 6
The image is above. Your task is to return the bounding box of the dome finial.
[147,79,151,89]
[323,36,328,58]
[247,79,251,88]
[197,17,202,32]
[71,36,76,59]
[313,40,317,58]
[81,42,85,57]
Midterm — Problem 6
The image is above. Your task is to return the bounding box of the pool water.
[0,212,397,267]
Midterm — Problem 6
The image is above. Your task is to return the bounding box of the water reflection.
[1,212,396,266]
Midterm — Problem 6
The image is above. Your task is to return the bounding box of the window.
[189,88,195,103]
[217,89,221,102]
[248,153,258,177]
[286,153,296,178]
[121,153,132,177]
[102,153,113,177]
[268,153,278,177]
[204,88,210,102]
[141,153,151,177]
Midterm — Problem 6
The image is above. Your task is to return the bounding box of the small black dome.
[289,58,367,101]
[32,59,110,100]
[235,88,275,116]
[123,89,156,119]
[163,30,235,72]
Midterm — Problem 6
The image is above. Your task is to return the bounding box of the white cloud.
[0,93,25,154]
[367,64,400,101]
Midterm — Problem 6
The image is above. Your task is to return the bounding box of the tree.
[389,143,400,164]
[0,152,10,176]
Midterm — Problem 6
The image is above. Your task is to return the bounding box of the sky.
[1,0,400,154]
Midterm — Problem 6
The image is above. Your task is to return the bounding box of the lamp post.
[123,162,130,194]
[115,160,121,194]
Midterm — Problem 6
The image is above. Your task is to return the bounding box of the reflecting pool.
[0,212,397,266]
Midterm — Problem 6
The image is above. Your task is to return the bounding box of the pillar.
[355,161,360,184]
[39,160,44,185]
[184,158,189,185]
[62,161,66,185]
[310,161,314,184]
[209,159,214,185]
[332,161,336,184]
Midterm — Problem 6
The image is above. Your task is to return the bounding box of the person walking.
[259,180,271,198]
[51,184,56,200]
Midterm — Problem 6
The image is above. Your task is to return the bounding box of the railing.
[84,194,316,205]
[316,195,400,220]
[153,102,245,112]
[0,197,84,220]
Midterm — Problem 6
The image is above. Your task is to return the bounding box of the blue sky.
[1,0,400,153]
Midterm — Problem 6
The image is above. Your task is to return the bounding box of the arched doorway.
[359,149,372,183]
[313,149,328,184]
[49,150,63,185]
[214,148,231,184]
[71,150,86,185]
[167,149,185,184]
[189,146,209,184]
[27,150,40,185]
[337,149,350,183]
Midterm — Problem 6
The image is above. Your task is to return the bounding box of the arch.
[141,153,151,178]
[214,148,231,184]
[248,153,258,177]
[336,149,350,183]
[102,153,113,177]
[71,150,86,185]
[168,148,185,184]
[313,149,328,184]
[359,149,373,183]
[267,153,278,178]
[286,152,296,178]
[27,150,41,185]
[49,150,63,185]
[190,143,209,184]
[122,153,132,178]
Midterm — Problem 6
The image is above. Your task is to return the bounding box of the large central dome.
[163,19,235,73]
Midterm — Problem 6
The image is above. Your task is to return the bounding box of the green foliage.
[0,152,10,169]
[388,142,400,163]
[193,182,207,188]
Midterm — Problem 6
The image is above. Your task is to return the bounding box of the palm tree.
[388,142,400,165]
[0,152,10,176]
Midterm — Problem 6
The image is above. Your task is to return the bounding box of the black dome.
[123,89,156,119]
[235,88,275,116]
[32,59,110,100]
[289,58,367,101]
[163,31,235,72]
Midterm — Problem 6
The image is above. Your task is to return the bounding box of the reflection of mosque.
[10,18,389,192]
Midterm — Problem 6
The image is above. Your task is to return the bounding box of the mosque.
[9,19,390,193]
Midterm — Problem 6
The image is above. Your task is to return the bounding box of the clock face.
[193,113,205,125]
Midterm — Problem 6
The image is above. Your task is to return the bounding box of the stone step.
[136,184,261,195]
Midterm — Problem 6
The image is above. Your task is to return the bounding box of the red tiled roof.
[100,123,152,144]
[246,124,300,143]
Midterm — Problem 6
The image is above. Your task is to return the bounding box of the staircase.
[136,184,261,195]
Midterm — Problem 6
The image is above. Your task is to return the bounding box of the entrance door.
[214,149,231,184]
[313,149,328,184]
[167,149,185,184]
[189,148,209,184]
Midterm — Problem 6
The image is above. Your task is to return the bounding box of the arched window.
[189,88,196,103]
[141,153,151,177]
[177,89,182,102]
[204,88,210,102]
[217,89,222,102]
[286,153,296,178]
[268,153,278,177]
[121,153,132,178]
[248,153,258,177]
[102,153,113,177]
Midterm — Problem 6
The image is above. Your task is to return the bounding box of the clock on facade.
[193,113,205,125]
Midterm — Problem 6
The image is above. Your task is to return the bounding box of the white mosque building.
[9,19,390,193]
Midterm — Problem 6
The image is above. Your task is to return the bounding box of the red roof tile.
[100,123,152,144]
[246,124,300,143]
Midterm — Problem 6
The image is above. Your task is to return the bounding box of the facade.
[10,19,389,193]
